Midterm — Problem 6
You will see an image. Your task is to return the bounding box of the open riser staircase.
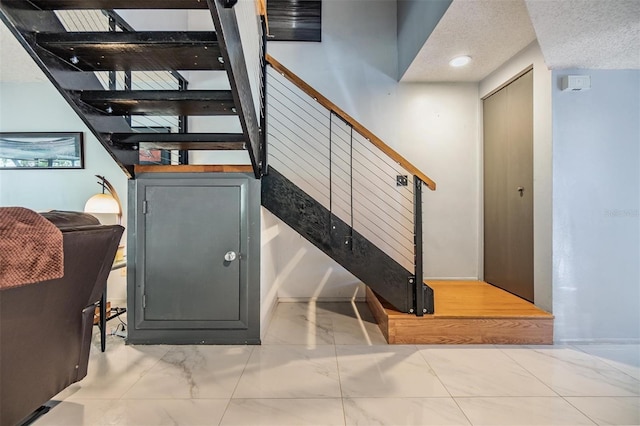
[1,0,437,316]
[0,0,262,177]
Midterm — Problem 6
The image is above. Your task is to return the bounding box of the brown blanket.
[0,207,63,289]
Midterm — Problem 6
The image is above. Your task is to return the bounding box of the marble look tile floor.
[35,302,640,426]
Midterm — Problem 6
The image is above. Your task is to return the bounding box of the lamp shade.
[84,193,120,214]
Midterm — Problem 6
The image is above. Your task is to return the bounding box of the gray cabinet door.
[137,179,249,330]
[483,70,534,302]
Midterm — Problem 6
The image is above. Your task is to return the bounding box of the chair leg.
[100,292,106,352]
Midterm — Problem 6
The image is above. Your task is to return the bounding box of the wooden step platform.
[366,281,553,345]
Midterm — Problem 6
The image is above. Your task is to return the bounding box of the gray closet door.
[483,70,534,302]
[140,180,248,328]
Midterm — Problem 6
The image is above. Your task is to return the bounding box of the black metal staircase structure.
[262,168,434,314]
[262,56,437,315]
[0,0,262,177]
[1,0,436,315]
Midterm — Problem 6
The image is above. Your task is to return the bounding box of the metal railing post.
[414,176,424,316]
[178,78,189,164]
[124,69,132,126]
[108,15,116,91]
[259,15,268,175]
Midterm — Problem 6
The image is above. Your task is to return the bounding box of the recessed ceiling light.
[449,55,471,67]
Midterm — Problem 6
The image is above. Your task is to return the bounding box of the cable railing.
[55,9,186,165]
[266,56,436,315]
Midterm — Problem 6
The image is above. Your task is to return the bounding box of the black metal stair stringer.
[208,0,261,178]
[262,167,412,313]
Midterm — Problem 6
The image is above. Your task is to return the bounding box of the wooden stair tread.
[36,32,223,72]
[366,281,554,345]
[80,90,236,116]
[384,281,554,319]
[27,0,209,9]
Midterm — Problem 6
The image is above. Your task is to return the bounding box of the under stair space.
[367,281,554,345]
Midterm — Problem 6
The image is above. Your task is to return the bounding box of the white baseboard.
[109,299,127,309]
[277,296,366,303]
[260,297,278,340]
[556,338,640,345]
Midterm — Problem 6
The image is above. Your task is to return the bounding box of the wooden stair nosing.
[80,90,236,116]
[36,31,224,72]
[27,0,210,9]
[135,164,255,174]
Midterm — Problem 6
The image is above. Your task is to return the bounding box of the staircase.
[0,0,262,177]
[1,0,437,316]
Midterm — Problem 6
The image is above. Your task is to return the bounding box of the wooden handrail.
[265,54,436,190]
[255,0,269,34]
[256,0,266,16]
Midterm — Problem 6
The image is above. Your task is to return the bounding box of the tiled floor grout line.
[332,343,349,426]
[559,395,600,425]
[572,344,640,383]
[414,345,475,425]
[495,345,564,398]
[112,342,172,402]
[217,344,256,425]
[35,303,640,425]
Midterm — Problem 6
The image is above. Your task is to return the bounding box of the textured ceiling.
[401,0,536,82]
[401,0,640,83]
[526,0,640,70]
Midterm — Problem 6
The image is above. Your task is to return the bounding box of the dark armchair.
[0,209,124,426]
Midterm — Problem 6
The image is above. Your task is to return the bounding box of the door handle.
[517,186,525,197]
[224,251,237,262]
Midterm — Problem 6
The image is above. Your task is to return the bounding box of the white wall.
[0,23,129,302]
[266,0,482,299]
[269,0,400,145]
[260,208,279,337]
[0,84,128,213]
[397,83,480,279]
[552,69,640,343]
[479,41,553,313]
[261,209,366,302]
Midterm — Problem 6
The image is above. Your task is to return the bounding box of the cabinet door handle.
[517,186,525,197]
[224,251,237,262]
